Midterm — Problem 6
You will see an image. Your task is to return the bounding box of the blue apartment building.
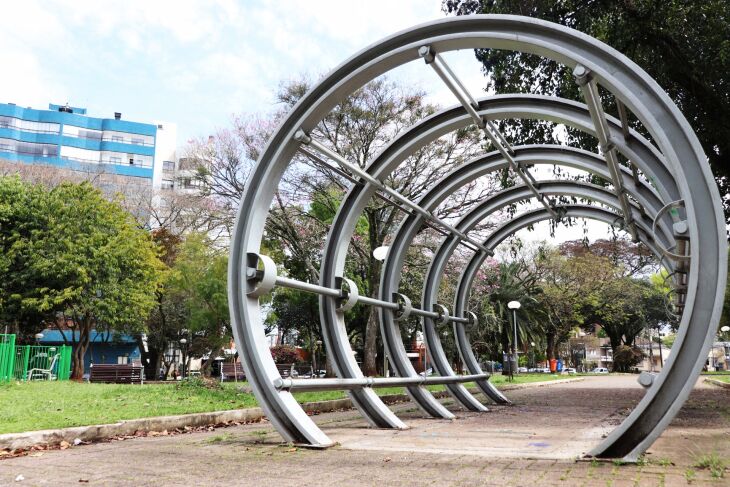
[0,102,175,188]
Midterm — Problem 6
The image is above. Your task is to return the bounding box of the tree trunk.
[362,256,381,377]
[363,307,379,376]
[608,334,622,372]
[325,351,335,378]
[546,331,556,360]
[71,315,92,380]
[137,336,156,379]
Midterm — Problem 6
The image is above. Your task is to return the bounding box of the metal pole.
[573,65,639,242]
[513,309,518,376]
[260,270,472,323]
[420,47,559,219]
[648,329,654,372]
[295,132,493,255]
[274,373,489,392]
[658,336,664,368]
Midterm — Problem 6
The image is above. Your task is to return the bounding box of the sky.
[0,0,612,242]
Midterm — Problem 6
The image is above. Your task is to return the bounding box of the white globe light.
[372,246,389,261]
[507,300,521,310]
[721,326,730,333]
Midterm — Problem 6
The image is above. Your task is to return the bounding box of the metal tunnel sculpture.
[228,15,727,460]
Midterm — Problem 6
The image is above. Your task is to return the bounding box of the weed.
[693,452,726,479]
[206,432,234,444]
[684,468,696,484]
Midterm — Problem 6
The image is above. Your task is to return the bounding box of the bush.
[270,345,299,364]
[175,376,222,391]
[613,345,644,372]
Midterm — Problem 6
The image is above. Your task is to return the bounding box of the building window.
[112,135,123,143]
[161,179,174,190]
[131,137,144,145]
[110,156,121,163]
[117,355,129,365]
[162,160,175,171]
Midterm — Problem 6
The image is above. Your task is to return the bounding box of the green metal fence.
[0,334,15,382]
[0,334,72,382]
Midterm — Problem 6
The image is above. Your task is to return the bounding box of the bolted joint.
[572,64,592,86]
[418,45,435,64]
[392,292,413,322]
[465,311,478,330]
[433,303,450,326]
[599,139,616,154]
[246,252,278,298]
[293,129,312,145]
[336,277,359,312]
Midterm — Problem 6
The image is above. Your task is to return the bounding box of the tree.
[0,178,164,378]
[187,77,492,376]
[167,233,231,376]
[537,249,617,359]
[559,237,656,277]
[582,276,668,371]
[470,258,546,361]
[444,0,730,224]
[142,228,186,379]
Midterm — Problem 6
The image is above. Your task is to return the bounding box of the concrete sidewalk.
[1,376,728,486]
[0,377,582,451]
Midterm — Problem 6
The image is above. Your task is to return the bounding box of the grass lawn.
[709,375,730,383]
[0,373,565,435]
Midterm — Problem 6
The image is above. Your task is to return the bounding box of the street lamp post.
[507,301,521,380]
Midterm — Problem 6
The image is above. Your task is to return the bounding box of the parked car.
[592,367,609,374]
[518,367,528,373]
[562,368,577,375]
[539,367,551,373]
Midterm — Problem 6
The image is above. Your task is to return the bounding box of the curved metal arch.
[390,145,675,406]
[381,149,673,410]
[322,94,680,422]
[229,15,726,457]
[452,203,675,330]
[453,204,673,315]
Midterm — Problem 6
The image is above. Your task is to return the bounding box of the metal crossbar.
[274,373,488,392]
[294,131,493,255]
[419,46,559,219]
[253,267,470,324]
[574,65,639,241]
[300,146,484,253]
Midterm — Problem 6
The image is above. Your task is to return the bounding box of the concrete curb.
[704,378,730,389]
[0,377,582,451]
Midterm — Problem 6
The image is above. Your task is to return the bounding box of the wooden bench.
[220,362,245,382]
[89,364,144,384]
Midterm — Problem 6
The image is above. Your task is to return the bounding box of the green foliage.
[0,374,563,434]
[269,345,299,364]
[444,0,730,223]
[0,178,164,377]
[612,345,644,372]
[166,233,230,363]
[693,452,726,479]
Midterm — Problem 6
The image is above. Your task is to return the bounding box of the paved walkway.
[2,376,728,486]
